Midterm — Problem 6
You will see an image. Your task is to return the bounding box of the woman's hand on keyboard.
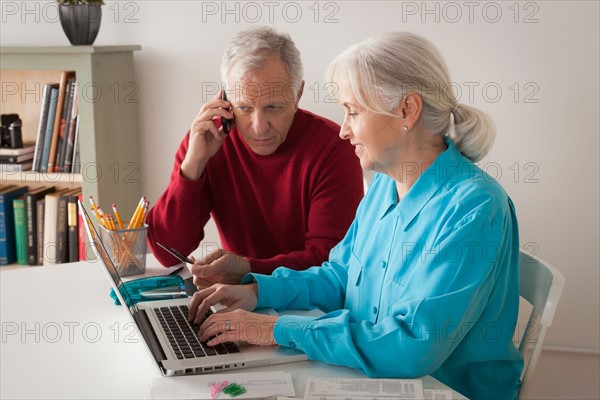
[188,283,258,325]
[199,309,277,347]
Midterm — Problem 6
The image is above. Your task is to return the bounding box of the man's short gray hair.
[221,26,303,88]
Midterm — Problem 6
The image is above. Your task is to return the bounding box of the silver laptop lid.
[78,200,138,314]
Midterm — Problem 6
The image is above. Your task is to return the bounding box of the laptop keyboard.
[155,305,240,360]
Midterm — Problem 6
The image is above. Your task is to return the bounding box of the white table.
[0,255,467,399]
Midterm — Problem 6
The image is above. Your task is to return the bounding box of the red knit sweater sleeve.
[246,137,364,274]
[146,132,213,267]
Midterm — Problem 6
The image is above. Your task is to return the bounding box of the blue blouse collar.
[379,137,466,230]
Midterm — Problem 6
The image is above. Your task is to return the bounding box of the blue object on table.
[109,275,188,306]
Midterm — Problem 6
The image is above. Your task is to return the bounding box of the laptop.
[79,202,321,376]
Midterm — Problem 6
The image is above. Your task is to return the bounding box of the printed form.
[290,378,455,400]
[304,377,424,399]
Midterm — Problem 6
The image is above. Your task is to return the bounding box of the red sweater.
[147,109,364,274]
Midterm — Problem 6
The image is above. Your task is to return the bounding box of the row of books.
[31,71,81,174]
[0,184,87,266]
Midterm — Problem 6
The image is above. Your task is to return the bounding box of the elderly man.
[147,27,363,287]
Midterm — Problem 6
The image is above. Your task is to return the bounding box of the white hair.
[326,32,495,162]
[221,27,303,90]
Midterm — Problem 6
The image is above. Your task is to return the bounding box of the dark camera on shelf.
[0,114,23,149]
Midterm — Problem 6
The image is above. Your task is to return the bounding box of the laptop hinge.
[134,309,167,363]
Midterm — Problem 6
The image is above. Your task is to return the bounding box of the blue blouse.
[243,138,523,399]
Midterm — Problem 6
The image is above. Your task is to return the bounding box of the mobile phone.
[221,86,233,134]
[155,241,194,264]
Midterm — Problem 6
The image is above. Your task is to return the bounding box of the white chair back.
[518,250,566,398]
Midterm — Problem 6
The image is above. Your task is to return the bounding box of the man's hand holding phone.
[180,90,233,180]
[187,249,251,289]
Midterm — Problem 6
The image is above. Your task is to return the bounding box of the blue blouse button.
[380,261,387,268]
[372,306,378,314]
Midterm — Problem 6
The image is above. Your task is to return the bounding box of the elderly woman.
[189,32,523,399]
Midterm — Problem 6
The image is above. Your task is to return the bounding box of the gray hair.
[221,27,303,91]
[326,32,495,162]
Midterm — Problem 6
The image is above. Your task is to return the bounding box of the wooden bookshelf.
[1,46,141,216]
[5,171,82,185]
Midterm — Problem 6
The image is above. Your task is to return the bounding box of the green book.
[0,185,28,265]
[12,198,27,265]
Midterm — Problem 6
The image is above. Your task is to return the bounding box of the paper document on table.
[424,389,452,399]
[304,377,424,399]
[146,371,295,399]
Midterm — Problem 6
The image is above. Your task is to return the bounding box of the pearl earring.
[403,126,409,132]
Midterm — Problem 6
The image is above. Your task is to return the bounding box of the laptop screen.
[78,201,137,312]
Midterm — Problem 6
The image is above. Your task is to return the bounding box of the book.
[32,84,54,172]
[0,162,33,172]
[55,79,72,173]
[0,185,28,265]
[57,78,77,172]
[12,198,27,265]
[0,153,34,163]
[47,71,76,173]
[77,192,87,261]
[71,116,81,174]
[39,84,60,173]
[67,189,82,263]
[42,194,57,264]
[42,189,69,265]
[56,188,80,264]
[0,184,16,265]
[0,143,35,157]
[53,82,69,172]
[25,186,55,265]
[35,197,46,265]
[36,198,45,265]
[55,193,67,264]
[63,83,79,173]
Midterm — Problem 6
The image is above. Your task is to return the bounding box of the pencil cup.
[100,223,148,277]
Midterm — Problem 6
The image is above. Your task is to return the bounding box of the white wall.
[1,1,598,351]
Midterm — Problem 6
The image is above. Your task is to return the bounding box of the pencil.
[140,200,149,228]
[127,197,146,230]
[130,200,147,229]
[90,207,105,228]
[112,203,124,230]
[107,215,117,231]
[89,196,99,213]
[97,207,107,228]
[118,198,148,269]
